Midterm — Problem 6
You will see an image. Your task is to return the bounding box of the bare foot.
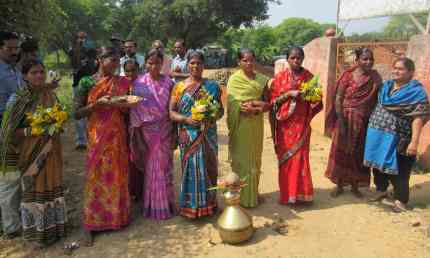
[82,230,94,247]
[330,187,344,198]
[393,200,408,213]
[26,241,44,257]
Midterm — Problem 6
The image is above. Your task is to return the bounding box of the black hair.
[394,57,415,72]
[286,46,305,59]
[123,58,139,70]
[97,46,119,59]
[20,38,39,53]
[0,31,19,47]
[145,48,164,63]
[187,50,205,63]
[22,59,45,75]
[354,47,373,60]
[237,48,255,60]
[85,48,98,59]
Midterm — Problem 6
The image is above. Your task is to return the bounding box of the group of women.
[2,44,428,249]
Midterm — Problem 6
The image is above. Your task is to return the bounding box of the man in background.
[120,39,145,76]
[0,31,24,239]
[68,31,96,150]
[152,40,172,76]
[170,39,189,83]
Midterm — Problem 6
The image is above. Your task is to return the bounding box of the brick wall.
[302,36,338,136]
[407,34,430,168]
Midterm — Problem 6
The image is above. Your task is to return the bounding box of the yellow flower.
[31,126,44,136]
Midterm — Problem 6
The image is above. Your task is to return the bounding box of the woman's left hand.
[406,142,418,156]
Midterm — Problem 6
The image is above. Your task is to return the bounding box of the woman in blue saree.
[169,51,223,218]
[364,57,430,212]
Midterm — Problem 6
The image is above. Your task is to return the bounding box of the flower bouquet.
[191,88,221,122]
[26,104,69,136]
[299,75,322,102]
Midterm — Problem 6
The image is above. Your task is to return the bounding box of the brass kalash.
[214,173,253,244]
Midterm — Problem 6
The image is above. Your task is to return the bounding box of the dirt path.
[2,117,430,258]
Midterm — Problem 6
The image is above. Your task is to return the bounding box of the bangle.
[24,128,31,136]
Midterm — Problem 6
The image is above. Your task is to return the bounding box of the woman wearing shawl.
[325,48,382,198]
[129,49,176,220]
[269,47,322,205]
[169,51,223,219]
[364,57,430,212]
[227,49,270,208]
[74,47,131,245]
[0,59,66,247]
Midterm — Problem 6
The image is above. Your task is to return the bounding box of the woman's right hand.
[184,117,201,126]
[96,96,111,106]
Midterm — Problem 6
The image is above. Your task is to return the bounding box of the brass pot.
[217,191,254,244]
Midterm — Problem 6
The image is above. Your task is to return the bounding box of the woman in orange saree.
[74,47,131,246]
[269,47,322,204]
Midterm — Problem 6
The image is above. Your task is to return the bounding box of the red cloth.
[325,67,382,187]
[270,68,322,204]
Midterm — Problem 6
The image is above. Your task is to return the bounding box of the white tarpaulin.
[339,0,430,21]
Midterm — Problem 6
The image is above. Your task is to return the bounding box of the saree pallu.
[17,89,67,245]
[227,69,267,208]
[325,68,381,187]
[83,76,131,231]
[129,74,176,220]
[172,79,222,218]
[270,68,322,204]
[364,79,430,174]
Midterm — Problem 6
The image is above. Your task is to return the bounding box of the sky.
[266,0,390,35]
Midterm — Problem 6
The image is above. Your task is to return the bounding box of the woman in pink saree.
[129,49,176,220]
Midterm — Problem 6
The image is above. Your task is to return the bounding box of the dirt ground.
[2,115,430,258]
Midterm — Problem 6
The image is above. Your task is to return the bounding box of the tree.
[384,12,428,40]
[274,18,324,49]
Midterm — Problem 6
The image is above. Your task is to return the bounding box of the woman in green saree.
[227,49,270,208]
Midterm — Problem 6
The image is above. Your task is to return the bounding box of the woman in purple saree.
[129,49,176,220]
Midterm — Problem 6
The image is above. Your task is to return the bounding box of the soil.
[1,100,430,258]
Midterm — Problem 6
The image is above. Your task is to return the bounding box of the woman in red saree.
[74,47,131,245]
[270,47,322,204]
[325,48,382,198]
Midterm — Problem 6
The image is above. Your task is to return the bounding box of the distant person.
[74,47,131,246]
[110,33,125,57]
[152,40,171,76]
[325,48,382,198]
[129,48,176,220]
[16,38,40,72]
[123,58,139,82]
[364,57,430,212]
[170,39,189,82]
[227,49,270,208]
[269,47,322,205]
[120,39,144,76]
[68,31,96,150]
[1,59,67,248]
[0,30,23,240]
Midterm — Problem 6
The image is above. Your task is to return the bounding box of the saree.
[325,67,382,186]
[129,73,176,220]
[1,87,67,245]
[364,79,430,175]
[227,69,267,208]
[270,68,322,204]
[83,75,131,231]
[172,79,223,218]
